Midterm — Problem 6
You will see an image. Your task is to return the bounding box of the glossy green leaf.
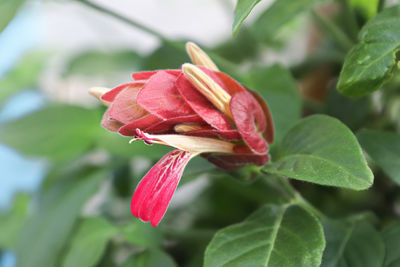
[120,249,177,267]
[252,0,319,43]
[263,115,373,190]
[233,0,261,34]
[321,218,385,267]
[243,64,301,143]
[0,194,29,249]
[0,52,46,106]
[204,204,325,267]
[62,217,117,267]
[120,219,163,248]
[382,222,400,267]
[357,130,400,185]
[337,5,400,97]
[0,0,24,33]
[15,171,107,267]
[0,105,102,161]
[64,50,141,77]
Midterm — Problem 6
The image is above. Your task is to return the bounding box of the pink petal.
[177,73,233,130]
[145,114,205,134]
[131,150,194,226]
[230,91,268,154]
[184,128,241,141]
[214,71,246,95]
[101,82,144,102]
[132,69,181,81]
[107,83,148,124]
[118,114,162,136]
[249,90,274,144]
[137,71,195,119]
[101,108,124,132]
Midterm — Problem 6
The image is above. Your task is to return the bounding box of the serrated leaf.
[204,204,325,267]
[321,218,385,267]
[357,130,400,185]
[337,5,400,97]
[0,52,46,106]
[120,249,177,267]
[243,64,301,143]
[0,194,29,249]
[252,0,320,43]
[233,0,261,34]
[0,0,24,33]
[62,217,117,267]
[382,222,400,267]
[263,115,373,190]
[0,105,102,161]
[15,171,107,267]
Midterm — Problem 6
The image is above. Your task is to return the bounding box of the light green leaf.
[382,222,400,267]
[321,218,385,267]
[64,50,141,77]
[0,105,102,161]
[233,0,261,34]
[15,171,107,267]
[252,0,320,43]
[349,0,379,18]
[120,219,163,248]
[357,130,400,185]
[263,115,373,190]
[62,217,117,267]
[0,194,29,249]
[243,64,301,143]
[204,204,325,267]
[337,5,400,97]
[0,0,24,32]
[0,52,46,106]
[120,249,177,267]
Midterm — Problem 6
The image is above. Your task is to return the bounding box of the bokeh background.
[2,0,399,266]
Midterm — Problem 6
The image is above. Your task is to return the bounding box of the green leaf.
[357,130,400,185]
[120,249,177,267]
[15,171,107,267]
[382,222,400,267]
[0,194,29,249]
[140,42,188,70]
[321,218,385,267]
[337,5,400,97]
[0,105,102,161]
[233,0,261,34]
[263,115,373,190]
[0,0,24,32]
[64,50,141,77]
[252,0,320,43]
[120,219,163,248]
[0,52,46,106]
[243,64,301,143]
[350,0,379,18]
[204,204,325,267]
[62,217,117,267]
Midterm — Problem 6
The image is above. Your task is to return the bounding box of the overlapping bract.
[93,42,274,226]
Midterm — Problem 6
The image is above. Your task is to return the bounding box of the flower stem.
[74,0,169,42]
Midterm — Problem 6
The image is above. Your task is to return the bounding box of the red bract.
[90,42,274,226]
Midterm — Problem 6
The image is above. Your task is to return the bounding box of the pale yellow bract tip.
[88,87,111,106]
[186,42,219,72]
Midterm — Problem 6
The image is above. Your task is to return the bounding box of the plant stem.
[311,9,354,52]
[337,0,360,41]
[74,0,169,42]
[378,0,386,12]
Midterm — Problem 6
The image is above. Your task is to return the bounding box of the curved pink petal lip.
[131,149,194,226]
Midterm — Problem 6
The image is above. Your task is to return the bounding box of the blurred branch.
[337,0,360,41]
[74,0,169,42]
[311,9,354,52]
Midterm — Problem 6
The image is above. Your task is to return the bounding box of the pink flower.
[90,42,274,226]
